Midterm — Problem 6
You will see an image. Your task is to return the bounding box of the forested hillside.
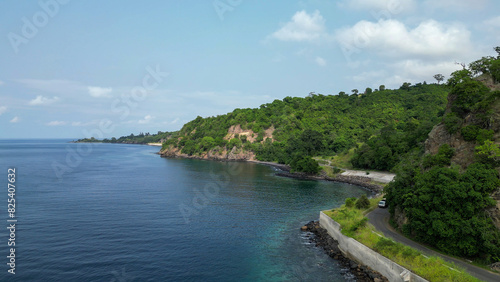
[386,48,500,264]
[162,84,449,172]
[77,131,176,144]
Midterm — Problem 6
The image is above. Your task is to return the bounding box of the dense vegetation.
[326,196,479,281]
[386,48,500,263]
[77,131,176,144]
[164,84,449,173]
[82,47,500,266]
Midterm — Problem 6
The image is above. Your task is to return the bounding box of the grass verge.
[324,197,481,282]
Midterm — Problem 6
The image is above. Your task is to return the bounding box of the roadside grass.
[320,165,344,177]
[324,197,481,282]
[315,147,356,170]
[329,148,355,169]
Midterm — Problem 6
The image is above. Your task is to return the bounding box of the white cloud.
[10,116,19,123]
[351,70,386,83]
[272,53,286,63]
[336,19,473,60]
[340,0,416,13]
[170,117,180,124]
[315,56,327,66]
[138,115,153,124]
[392,60,459,80]
[71,121,98,127]
[484,16,500,28]
[0,106,6,115]
[29,95,60,105]
[347,60,461,89]
[16,79,83,95]
[46,121,67,126]
[423,0,488,11]
[270,10,327,42]
[88,86,112,98]
[483,16,500,41]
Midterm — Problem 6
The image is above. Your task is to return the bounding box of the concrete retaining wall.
[319,211,428,282]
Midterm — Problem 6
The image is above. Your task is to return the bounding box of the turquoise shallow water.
[0,139,369,281]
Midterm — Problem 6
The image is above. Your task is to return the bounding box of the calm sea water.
[0,139,369,281]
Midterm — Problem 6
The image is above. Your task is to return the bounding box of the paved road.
[316,159,395,183]
[341,169,395,183]
[367,208,500,282]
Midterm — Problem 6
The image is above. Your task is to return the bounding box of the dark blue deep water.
[0,139,369,281]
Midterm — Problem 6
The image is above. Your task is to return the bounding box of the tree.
[400,82,411,91]
[433,74,445,84]
[447,69,472,87]
[365,87,373,95]
[355,194,370,209]
[490,59,500,83]
[200,136,215,151]
[379,85,385,91]
[290,156,321,174]
[351,89,359,95]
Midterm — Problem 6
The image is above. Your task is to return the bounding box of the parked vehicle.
[378,199,388,208]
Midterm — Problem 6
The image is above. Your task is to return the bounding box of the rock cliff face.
[160,144,256,161]
[160,124,276,161]
[424,123,476,169]
[423,80,500,230]
[425,89,500,169]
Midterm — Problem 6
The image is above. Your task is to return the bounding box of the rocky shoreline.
[302,221,388,282]
[160,149,385,194]
[275,171,384,195]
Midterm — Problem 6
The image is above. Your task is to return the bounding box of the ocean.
[0,139,369,281]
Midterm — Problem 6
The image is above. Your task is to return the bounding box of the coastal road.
[367,208,500,282]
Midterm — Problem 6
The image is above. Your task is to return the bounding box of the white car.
[378,200,388,208]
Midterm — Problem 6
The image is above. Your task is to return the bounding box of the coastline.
[273,170,384,195]
[302,221,388,282]
[246,160,291,172]
[147,142,163,146]
[73,143,385,194]
[70,141,163,147]
[159,149,385,195]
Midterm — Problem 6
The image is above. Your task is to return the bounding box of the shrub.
[240,134,247,143]
[374,237,397,254]
[423,144,455,168]
[450,80,490,117]
[332,167,343,174]
[461,125,481,141]
[345,197,356,208]
[227,138,242,149]
[476,129,494,144]
[348,217,368,232]
[443,112,462,134]
[460,125,493,143]
[355,194,370,209]
[290,156,321,174]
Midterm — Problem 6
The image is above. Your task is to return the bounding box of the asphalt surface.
[367,208,500,282]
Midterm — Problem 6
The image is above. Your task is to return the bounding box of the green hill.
[161,84,449,173]
[386,48,500,264]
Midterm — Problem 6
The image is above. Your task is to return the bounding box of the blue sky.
[1,0,500,139]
